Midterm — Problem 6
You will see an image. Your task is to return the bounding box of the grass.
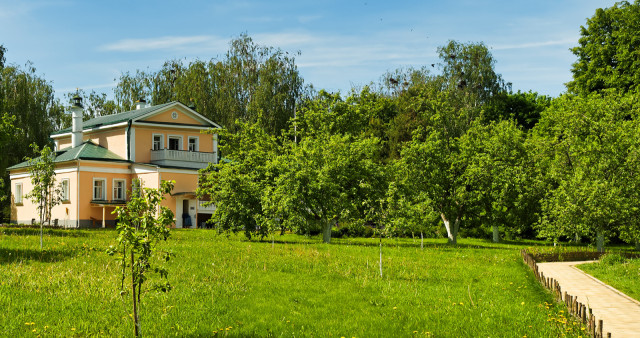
[0,227,586,337]
[577,255,640,303]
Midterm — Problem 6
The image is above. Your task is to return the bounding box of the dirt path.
[537,261,640,337]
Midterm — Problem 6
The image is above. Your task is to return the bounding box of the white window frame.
[93,178,107,200]
[167,135,183,151]
[15,183,23,204]
[188,136,199,152]
[113,179,126,201]
[61,178,70,202]
[152,134,164,150]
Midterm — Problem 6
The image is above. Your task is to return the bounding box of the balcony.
[150,149,218,169]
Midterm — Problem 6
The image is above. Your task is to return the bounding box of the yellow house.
[8,99,220,228]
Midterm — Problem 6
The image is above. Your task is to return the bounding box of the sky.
[0,0,620,102]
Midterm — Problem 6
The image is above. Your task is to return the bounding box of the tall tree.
[533,92,640,251]
[567,1,640,95]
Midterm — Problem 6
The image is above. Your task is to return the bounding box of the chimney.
[70,94,84,148]
[135,98,147,110]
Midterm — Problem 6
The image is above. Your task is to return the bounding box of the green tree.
[266,133,385,243]
[533,92,640,251]
[567,1,640,94]
[197,121,280,239]
[110,179,175,337]
[24,144,60,249]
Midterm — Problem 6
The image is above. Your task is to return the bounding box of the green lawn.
[0,228,584,337]
[577,256,640,303]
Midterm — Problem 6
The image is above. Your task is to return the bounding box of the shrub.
[599,253,626,265]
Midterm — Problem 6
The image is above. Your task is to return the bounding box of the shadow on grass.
[0,227,90,238]
[249,237,516,250]
[0,247,76,265]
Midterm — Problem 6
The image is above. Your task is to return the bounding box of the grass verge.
[577,254,640,302]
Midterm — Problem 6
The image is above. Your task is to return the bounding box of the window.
[93,178,106,200]
[153,134,164,150]
[61,178,70,201]
[188,136,199,152]
[113,179,126,201]
[168,136,182,150]
[15,183,22,204]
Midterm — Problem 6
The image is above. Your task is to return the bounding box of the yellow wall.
[144,107,203,125]
[55,128,126,160]
[134,126,214,163]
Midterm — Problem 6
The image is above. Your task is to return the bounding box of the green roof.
[8,141,127,170]
[52,101,176,135]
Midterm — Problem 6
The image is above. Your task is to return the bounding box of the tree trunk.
[379,235,383,278]
[131,252,140,337]
[596,230,605,253]
[574,233,580,243]
[441,213,459,245]
[636,240,640,251]
[420,231,424,250]
[492,225,499,243]
[322,219,332,244]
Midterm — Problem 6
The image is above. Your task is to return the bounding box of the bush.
[599,253,626,265]
[334,223,375,238]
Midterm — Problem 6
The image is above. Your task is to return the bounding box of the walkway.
[537,261,640,337]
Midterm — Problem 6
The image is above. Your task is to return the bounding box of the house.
[8,97,220,228]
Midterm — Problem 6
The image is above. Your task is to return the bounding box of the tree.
[461,120,531,242]
[567,1,640,95]
[109,179,175,337]
[533,92,640,251]
[197,121,280,239]
[24,144,60,249]
[266,133,385,243]
[112,34,306,134]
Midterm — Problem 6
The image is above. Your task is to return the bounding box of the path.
[537,261,640,337]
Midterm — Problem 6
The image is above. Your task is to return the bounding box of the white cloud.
[492,38,577,51]
[99,35,227,53]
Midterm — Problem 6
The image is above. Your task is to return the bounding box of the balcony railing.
[150,149,217,169]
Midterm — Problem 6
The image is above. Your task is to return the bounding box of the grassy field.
[577,255,640,302]
[0,228,585,337]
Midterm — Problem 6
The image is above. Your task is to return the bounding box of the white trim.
[130,127,136,162]
[79,166,132,174]
[167,135,183,151]
[112,178,126,201]
[14,183,23,204]
[131,164,158,174]
[50,122,129,139]
[152,133,164,151]
[10,173,30,179]
[158,167,199,175]
[132,122,215,131]
[188,136,199,152]
[93,178,107,200]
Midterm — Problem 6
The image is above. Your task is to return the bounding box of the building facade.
[8,100,219,228]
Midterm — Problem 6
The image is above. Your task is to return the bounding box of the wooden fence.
[521,249,611,338]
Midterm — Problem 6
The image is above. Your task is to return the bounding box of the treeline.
[199,1,640,250]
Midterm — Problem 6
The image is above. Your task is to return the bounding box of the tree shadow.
[0,247,76,265]
[0,227,89,238]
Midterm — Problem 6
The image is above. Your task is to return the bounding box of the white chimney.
[135,98,147,110]
[70,94,83,148]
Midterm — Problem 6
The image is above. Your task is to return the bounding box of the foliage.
[24,144,60,249]
[65,89,117,120]
[109,179,175,336]
[0,57,65,221]
[567,0,640,95]
[112,34,306,135]
[198,121,280,239]
[0,228,587,337]
[484,90,552,129]
[532,91,640,249]
[265,133,386,243]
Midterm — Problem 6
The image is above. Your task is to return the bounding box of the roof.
[51,101,220,136]
[8,141,127,170]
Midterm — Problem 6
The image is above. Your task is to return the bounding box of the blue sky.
[0,0,619,101]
